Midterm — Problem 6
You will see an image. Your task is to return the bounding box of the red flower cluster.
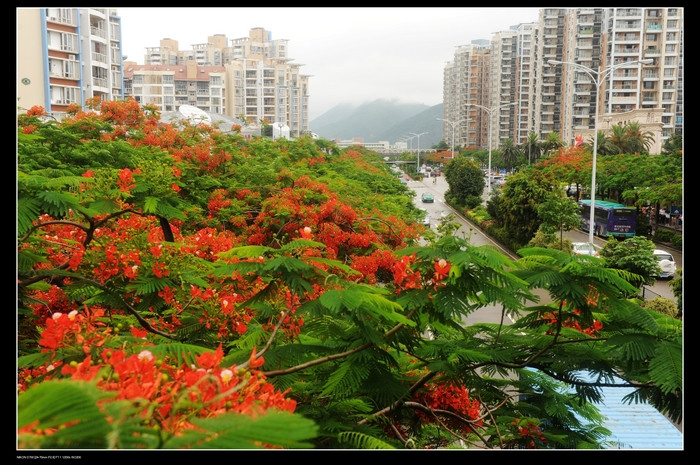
[507,418,548,449]
[412,382,483,434]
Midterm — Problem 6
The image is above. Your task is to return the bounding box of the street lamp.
[400,134,417,170]
[409,132,428,173]
[548,58,652,245]
[465,102,517,194]
[436,118,469,158]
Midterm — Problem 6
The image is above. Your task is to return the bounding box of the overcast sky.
[118,7,541,120]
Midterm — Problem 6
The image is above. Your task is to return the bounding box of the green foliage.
[17,104,682,451]
[18,380,116,449]
[537,192,582,249]
[443,157,485,204]
[336,431,396,449]
[163,411,318,449]
[669,269,682,316]
[598,236,659,286]
[498,168,558,245]
[640,296,679,319]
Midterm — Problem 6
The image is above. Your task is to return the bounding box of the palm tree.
[608,124,628,154]
[662,133,682,155]
[522,132,542,164]
[623,121,655,154]
[499,138,521,172]
[541,132,564,158]
[586,130,619,155]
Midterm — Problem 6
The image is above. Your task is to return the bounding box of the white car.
[653,249,677,279]
[572,242,600,257]
[419,208,430,227]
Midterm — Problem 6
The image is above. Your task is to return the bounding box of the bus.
[578,199,636,239]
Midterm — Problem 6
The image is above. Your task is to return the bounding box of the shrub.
[640,296,679,319]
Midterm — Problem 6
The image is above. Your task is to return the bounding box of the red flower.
[434,259,451,281]
[299,226,313,239]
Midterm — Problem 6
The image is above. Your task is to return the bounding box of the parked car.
[572,242,600,257]
[490,176,506,187]
[421,192,435,203]
[653,249,677,279]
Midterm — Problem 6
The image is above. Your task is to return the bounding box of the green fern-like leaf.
[36,190,82,218]
[102,400,162,449]
[143,196,159,214]
[648,340,682,394]
[604,333,658,361]
[321,359,370,398]
[18,380,115,449]
[17,352,53,370]
[214,245,271,260]
[139,342,210,366]
[17,249,50,273]
[433,287,477,319]
[89,198,120,214]
[302,256,362,276]
[43,175,90,190]
[337,431,395,449]
[125,276,175,295]
[155,200,186,220]
[17,196,42,236]
[163,410,318,449]
[279,238,326,252]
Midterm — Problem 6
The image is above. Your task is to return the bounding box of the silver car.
[572,242,600,257]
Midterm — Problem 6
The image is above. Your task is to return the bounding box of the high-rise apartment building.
[514,23,536,146]
[125,28,311,137]
[441,41,490,151]
[17,8,125,116]
[604,7,683,139]
[442,7,683,155]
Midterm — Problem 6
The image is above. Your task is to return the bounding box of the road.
[406,172,679,306]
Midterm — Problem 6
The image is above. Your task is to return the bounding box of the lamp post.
[408,132,428,173]
[548,58,652,245]
[401,134,417,170]
[436,118,469,158]
[465,102,517,194]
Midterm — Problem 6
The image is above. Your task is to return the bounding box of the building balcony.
[610,96,639,104]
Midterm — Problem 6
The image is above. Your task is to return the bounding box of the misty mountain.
[310,100,445,149]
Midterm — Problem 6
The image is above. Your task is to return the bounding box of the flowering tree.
[17,100,681,450]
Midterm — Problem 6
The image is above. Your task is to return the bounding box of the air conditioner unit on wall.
[69,55,76,60]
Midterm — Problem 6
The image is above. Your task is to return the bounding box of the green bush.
[653,228,677,243]
[671,234,682,249]
[467,205,491,225]
[640,296,679,319]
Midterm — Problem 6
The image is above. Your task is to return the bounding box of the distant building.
[125,27,311,137]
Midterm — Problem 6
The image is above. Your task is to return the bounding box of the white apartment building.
[515,23,536,145]
[127,28,311,137]
[17,7,125,117]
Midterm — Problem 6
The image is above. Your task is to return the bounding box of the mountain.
[310,100,444,148]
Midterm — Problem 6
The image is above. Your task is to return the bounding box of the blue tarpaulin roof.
[575,371,682,450]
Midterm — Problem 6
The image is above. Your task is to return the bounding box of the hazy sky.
[118,7,541,120]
